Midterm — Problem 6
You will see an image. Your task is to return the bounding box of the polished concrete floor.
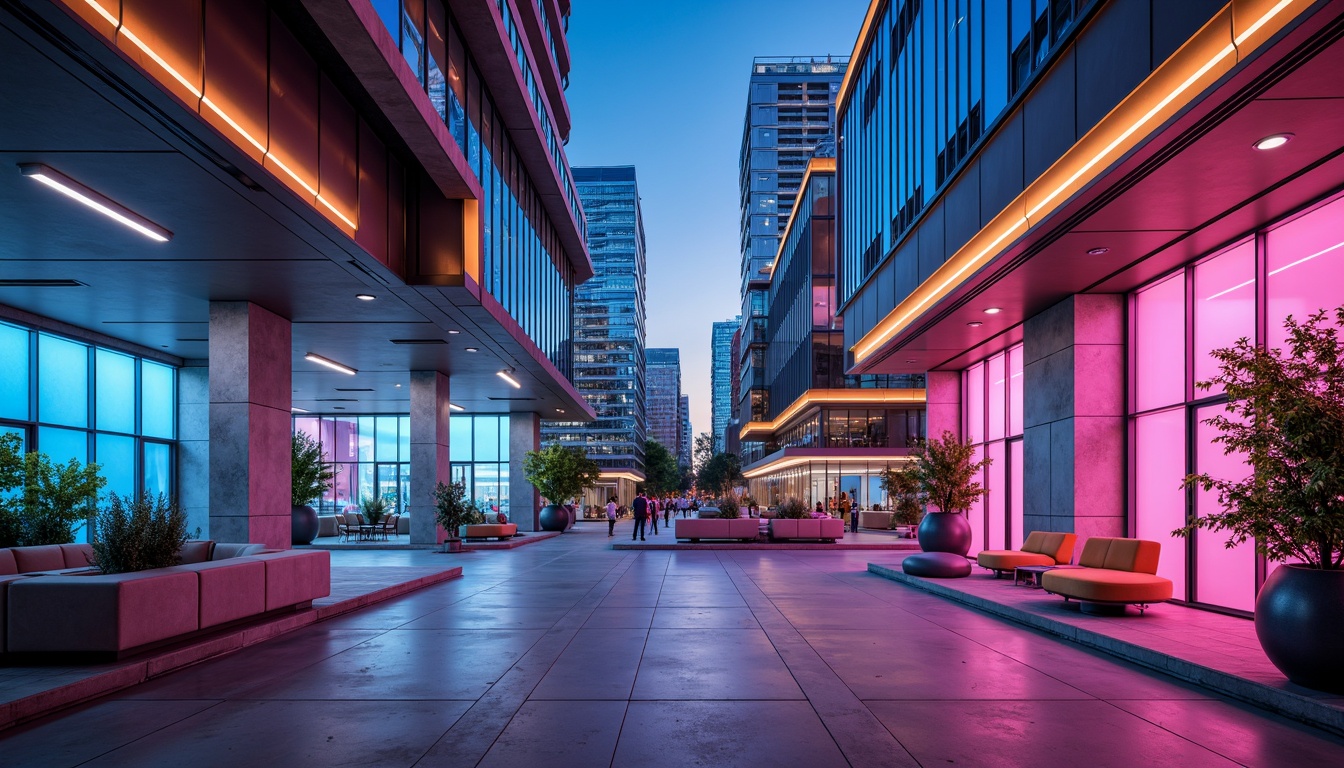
[3,521,1344,767]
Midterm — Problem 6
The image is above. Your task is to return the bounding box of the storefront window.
[293,414,410,514]
[962,344,1024,552]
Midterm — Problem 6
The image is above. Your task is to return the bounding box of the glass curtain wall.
[747,459,906,513]
[1128,191,1344,613]
[449,414,511,519]
[293,415,411,514]
[0,320,177,542]
[962,344,1025,555]
[840,0,1089,302]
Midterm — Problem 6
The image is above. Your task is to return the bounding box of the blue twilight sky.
[563,0,869,441]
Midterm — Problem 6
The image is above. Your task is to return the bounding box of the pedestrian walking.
[663,498,671,527]
[649,497,660,535]
[679,496,689,518]
[632,492,648,541]
[606,496,618,537]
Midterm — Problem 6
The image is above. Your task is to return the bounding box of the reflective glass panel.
[0,323,28,420]
[95,349,135,434]
[38,334,88,428]
[141,361,175,439]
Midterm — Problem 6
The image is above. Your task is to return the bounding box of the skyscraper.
[646,348,682,462]
[678,395,693,470]
[543,167,646,506]
[710,318,739,454]
[738,56,847,462]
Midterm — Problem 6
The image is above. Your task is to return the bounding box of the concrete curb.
[0,566,464,731]
[866,562,1344,738]
[615,541,921,551]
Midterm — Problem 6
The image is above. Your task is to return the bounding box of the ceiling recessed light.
[555,408,565,414]
[967,321,983,328]
[983,307,1002,315]
[355,294,375,301]
[19,163,173,242]
[1087,247,1111,256]
[497,369,522,389]
[1253,133,1293,151]
[464,346,479,353]
[304,352,357,375]
[447,329,461,334]
[448,403,465,412]
[395,383,402,388]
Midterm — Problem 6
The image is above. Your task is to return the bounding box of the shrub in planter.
[718,495,741,519]
[879,462,924,527]
[291,433,335,545]
[92,492,191,574]
[775,497,810,520]
[434,480,474,549]
[360,494,392,527]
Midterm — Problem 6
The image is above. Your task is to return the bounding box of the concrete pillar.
[1022,294,1126,539]
[409,371,451,545]
[509,412,541,531]
[176,364,210,537]
[208,302,291,549]
[925,371,961,441]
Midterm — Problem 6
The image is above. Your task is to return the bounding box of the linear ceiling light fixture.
[448,403,465,412]
[19,164,172,242]
[304,353,357,375]
[497,369,522,389]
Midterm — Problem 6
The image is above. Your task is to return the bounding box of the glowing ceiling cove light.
[304,353,357,375]
[497,369,522,389]
[20,163,172,242]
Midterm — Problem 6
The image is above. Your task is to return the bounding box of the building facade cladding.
[678,394,692,468]
[833,0,1344,617]
[373,0,586,376]
[645,348,682,457]
[710,319,739,454]
[542,167,647,472]
[740,56,849,293]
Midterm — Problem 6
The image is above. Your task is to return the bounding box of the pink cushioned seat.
[59,544,95,569]
[12,545,65,573]
[6,570,200,653]
[0,549,16,576]
[254,550,331,611]
[165,558,266,628]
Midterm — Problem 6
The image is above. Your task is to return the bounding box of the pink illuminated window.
[965,363,985,444]
[1010,440,1024,548]
[1193,240,1255,393]
[1008,346,1023,437]
[967,444,985,556]
[987,353,1006,441]
[1134,274,1186,411]
[1134,408,1187,600]
[1267,195,1344,351]
[1193,405,1255,612]
[986,441,1006,550]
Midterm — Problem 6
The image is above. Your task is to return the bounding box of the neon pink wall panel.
[1134,274,1186,411]
[988,353,1006,441]
[1134,408,1187,599]
[987,441,1006,550]
[1193,241,1255,392]
[966,364,985,444]
[1010,439,1024,548]
[1267,195,1344,351]
[1194,405,1255,611]
[1008,346,1023,437]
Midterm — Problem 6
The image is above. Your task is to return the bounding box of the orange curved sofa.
[461,524,518,540]
[1041,537,1172,613]
[976,531,1077,576]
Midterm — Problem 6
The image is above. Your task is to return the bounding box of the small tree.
[0,435,105,547]
[697,452,743,497]
[644,439,681,496]
[907,432,990,515]
[433,480,474,538]
[879,462,924,526]
[1177,308,1344,570]
[91,492,191,574]
[292,432,335,507]
[523,444,601,507]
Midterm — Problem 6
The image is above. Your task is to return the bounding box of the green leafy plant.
[91,492,191,574]
[433,480,474,539]
[292,432,335,507]
[360,494,392,527]
[906,432,991,516]
[1177,308,1344,569]
[644,439,681,496]
[523,444,601,507]
[0,434,105,547]
[879,462,924,526]
[775,497,810,520]
[696,452,743,497]
[718,494,741,519]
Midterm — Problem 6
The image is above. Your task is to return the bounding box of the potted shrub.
[880,462,924,538]
[0,434,105,547]
[522,444,601,532]
[291,433,335,545]
[718,494,741,520]
[91,492,191,573]
[1177,308,1344,692]
[774,497,810,519]
[903,432,990,556]
[360,493,392,528]
[433,480,474,553]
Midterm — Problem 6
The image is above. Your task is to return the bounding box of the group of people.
[605,492,700,539]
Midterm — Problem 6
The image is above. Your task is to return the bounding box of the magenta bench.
[674,518,759,542]
[769,518,845,542]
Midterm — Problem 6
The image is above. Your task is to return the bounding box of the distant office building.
[678,395,692,469]
[646,348,682,462]
[544,166,647,507]
[726,325,742,455]
[738,56,847,461]
[710,318,738,453]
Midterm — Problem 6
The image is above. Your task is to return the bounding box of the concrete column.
[1022,294,1126,540]
[409,371,451,545]
[925,371,961,441]
[208,302,291,549]
[509,412,541,531]
[176,364,210,537]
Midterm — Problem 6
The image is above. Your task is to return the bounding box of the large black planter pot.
[563,504,576,530]
[291,505,319,545]
[539,504,568,532]
[1255,564,1344,693]
[917,512,971,556]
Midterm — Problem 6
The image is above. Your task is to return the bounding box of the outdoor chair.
[380,514,399,540]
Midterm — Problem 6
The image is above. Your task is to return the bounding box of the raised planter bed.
[769,518,845,542]
[673,518,759,542]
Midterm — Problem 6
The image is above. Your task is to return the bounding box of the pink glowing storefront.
[840,1,1344,615]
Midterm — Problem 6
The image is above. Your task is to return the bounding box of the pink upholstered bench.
[6,569,200,654]
[769,518,845,542]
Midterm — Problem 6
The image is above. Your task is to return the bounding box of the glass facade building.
[678,395,692,469]
[543,167,647,475]
[710,319,739,454]
[646,349,682,459]
[293,415,411,514]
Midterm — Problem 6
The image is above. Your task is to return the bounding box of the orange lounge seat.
[1041,537,1173,613]
[976,531,1077,575]
[461,524,518,540]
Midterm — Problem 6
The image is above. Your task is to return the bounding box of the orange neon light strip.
[851,0,1310,365]
[739,388,926,441]
[83,0,117,26]
[119,25,202,99]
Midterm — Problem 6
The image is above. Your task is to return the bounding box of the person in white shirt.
[605,496,618,537]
